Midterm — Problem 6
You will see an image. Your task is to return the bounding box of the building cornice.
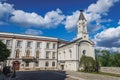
[0,32,67,42]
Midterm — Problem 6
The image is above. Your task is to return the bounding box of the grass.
[95,72,120,77]
[79,70,120,77]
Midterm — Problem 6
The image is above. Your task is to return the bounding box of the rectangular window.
[52,52,55,59]
[27,42,31,48]
[25,62,29,67]
[46,43,50,49]
[6,40,10,46]
[36,42,41,48]
[52,62,55,67]
[46,52,49,59]
[17,41,22,47]
[45,62,49,67]
[53,43,56,49]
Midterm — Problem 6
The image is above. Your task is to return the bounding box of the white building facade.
[0,10,95,71]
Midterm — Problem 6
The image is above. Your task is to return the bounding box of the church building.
[0,10,95,71]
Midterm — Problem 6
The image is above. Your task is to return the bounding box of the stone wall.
[100,67,120,74]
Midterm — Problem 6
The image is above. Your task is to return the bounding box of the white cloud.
[65,10,80,30]
[0,2,14,24]
[10,8,65,28]
[118,19,120,25]
[44,9,65,28]
[87,0,119,14]
[0,2,65,28]
[64,0,119,31]
[95,47,120,52]
[94,26,120,47]
[25,29,43,35]
[94,25,120,52]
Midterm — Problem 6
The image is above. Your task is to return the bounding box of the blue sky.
[0,0,120,52]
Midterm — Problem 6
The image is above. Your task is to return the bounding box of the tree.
[79,55,99,72]
[112,53,120,67]
[98,50,110,66]
[0,41,10,62]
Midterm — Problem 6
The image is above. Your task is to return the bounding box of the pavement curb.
[67,75,86,80]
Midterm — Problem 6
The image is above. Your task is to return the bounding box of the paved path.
[66,71,120,80]
[15,71,77,80]
[11,70,120,80]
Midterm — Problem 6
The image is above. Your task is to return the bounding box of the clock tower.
[77,10,89,39]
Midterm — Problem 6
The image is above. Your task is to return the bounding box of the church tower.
[77,10,89,39]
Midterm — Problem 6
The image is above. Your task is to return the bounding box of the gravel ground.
[66,71,120,80]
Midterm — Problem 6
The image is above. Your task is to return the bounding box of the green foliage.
[80,55,100,72]
[98,50,110,66]
[110,53,120,67]
[0,41,10,62]
[97,50,120,67]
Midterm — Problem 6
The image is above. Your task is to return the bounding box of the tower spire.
[78,10,86,21]
[77,10,89,39]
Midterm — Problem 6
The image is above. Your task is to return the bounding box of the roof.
[78,10,86,21]
[58,38,95,48]
[0,32,68,42]
[58,38,82,48]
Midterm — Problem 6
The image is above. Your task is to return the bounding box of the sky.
[0,0,120,52]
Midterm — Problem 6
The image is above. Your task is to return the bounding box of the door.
[61,65,64,70]
[13,61,20,70]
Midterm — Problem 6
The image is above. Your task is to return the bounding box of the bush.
[80,55,100,72]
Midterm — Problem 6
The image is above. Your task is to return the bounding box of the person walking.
[0,66,11,80]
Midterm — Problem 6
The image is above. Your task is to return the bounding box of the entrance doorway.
[61,65,64,70]
[12,61,20,70]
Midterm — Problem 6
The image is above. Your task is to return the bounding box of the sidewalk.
[66,71,120,80]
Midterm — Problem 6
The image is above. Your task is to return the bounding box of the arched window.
[64,51,65,59]
[69,49,72,58]
[15,49,20,58]
[83,50,86,55]
[52,62,55,66]
[26,50,30,57]
[36,50,40,58]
